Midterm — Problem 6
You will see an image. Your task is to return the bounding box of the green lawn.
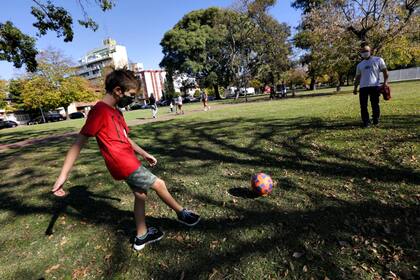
[0,81,419,279]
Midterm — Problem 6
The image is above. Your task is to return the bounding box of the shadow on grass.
[228,187,259,199]
[1,113,419,279]
[0,128,77,146]
[45,185,122,236]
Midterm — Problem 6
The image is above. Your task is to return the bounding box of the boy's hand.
[144,154,157,166]
[52,176,67,197]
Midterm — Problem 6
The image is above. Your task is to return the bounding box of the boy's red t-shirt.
[80,101,141,180]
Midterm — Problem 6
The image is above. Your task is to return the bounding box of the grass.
[0,81,419,279]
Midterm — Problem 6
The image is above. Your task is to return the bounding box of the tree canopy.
[0,0,115,72]
[160,1,291,99]
[19,49,99,115]
[293,0,419,89]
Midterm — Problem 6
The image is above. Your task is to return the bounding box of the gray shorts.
[126,165,157,193]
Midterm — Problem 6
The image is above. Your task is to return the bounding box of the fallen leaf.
[72,267,89,279]
[45,264,60,274]
[292,252,304,258]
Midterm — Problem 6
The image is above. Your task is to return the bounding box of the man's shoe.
[362,122,371,128]
[177,209,201,226]
[133,227,164,251]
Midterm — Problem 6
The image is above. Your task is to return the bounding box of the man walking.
[353,43,389,127]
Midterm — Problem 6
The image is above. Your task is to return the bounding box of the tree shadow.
[0,112,418,279]
[45,185,122,236]
[227,187,259,199]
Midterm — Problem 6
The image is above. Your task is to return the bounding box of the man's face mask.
[117,94,134,108]
[360,51,370,59]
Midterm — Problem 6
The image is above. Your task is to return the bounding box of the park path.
[0,102,237,151]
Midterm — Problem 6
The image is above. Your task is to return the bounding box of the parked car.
[183,96,199,103]
[207,96,216,101]
[69,112,85,119]
[157,99,171,106]
[129,103,150,110]
[27,116,46,125]
[46,113,65,122]
[0,120,18,129]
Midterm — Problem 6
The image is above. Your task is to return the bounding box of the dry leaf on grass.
[45,264,60,274]
[292,252,304,258]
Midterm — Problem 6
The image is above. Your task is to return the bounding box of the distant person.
[269,86,275,99]
[51,69,200,251]
[281,82,286,98]
[169,100,174,113]
[176,95,184,115]
[353,43,388,127]
[200,90,210,111]
[149,94,158,119]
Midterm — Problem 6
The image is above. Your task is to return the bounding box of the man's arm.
[51,134,89,196]
[382,69,389,86]
[128,137,157,166]
[353,74,361,95]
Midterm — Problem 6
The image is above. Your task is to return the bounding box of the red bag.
[379,84,391,100]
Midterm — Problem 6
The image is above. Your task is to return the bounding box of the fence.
[382,67,420,82]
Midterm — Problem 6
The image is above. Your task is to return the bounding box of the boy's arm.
[51,134,89,196]
[127,137,157,166]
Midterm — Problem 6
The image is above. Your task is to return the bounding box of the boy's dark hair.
[105,69,139,93]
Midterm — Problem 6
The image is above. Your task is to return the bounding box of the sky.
[0,0,301,80]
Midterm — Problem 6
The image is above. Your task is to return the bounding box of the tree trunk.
[310,76,316,90]
[65,106,69,120]
[214,85,221,100]
[40,107,46,123]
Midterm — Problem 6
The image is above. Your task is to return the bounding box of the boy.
[51,69,200,251]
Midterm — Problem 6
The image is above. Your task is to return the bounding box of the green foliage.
[0,1,114,72]
[31,1,74,42]
[0,80,7,109]
[0,21,38,72]
[7,79,26,109]
[160,3,291,98]
[20,49,97,111]
[282,67,307,86]
[21,76,55,109]
[291,0,326,13]
[379,32,420,70]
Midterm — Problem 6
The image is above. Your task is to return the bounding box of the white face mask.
[360,51,370,59]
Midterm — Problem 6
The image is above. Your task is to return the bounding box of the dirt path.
[0,103,232,151]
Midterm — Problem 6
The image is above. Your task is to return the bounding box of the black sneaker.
[177,209,201,226]
[362,122,371,128]
[133,227,164,251]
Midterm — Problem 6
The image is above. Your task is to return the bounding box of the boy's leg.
[151,178,201,226]
[151,178,183,212]
[133,191,147,236]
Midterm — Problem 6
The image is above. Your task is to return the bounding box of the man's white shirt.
[356,56,387,88]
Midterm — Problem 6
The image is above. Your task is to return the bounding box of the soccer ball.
[251,173,273,196]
